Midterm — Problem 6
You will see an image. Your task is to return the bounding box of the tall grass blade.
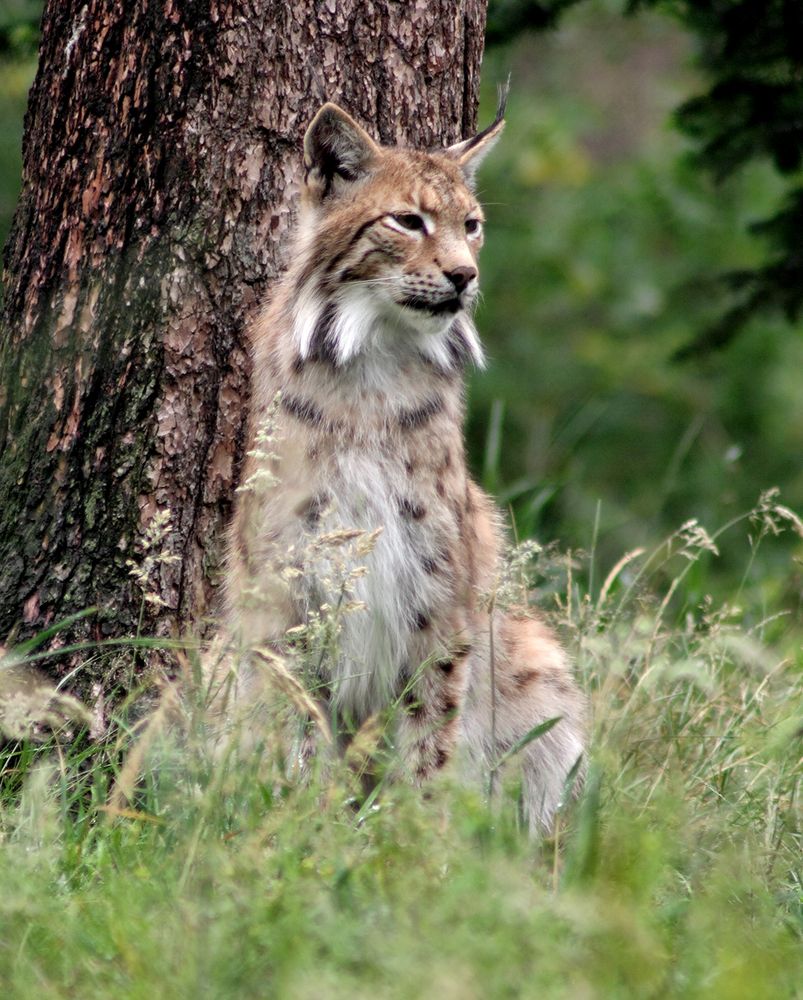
[492,715,562,769]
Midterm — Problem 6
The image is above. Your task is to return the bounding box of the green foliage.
[0,4,39,258]
[633,0,803,351]
[487,0,583,40]
[473,7,803,595]
[0,0,40,57]
[0,43,35,259]
[489,0,803,347]
[635,0,803,177]
[1,502,800,997]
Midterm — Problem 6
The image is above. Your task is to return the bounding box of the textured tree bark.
[0,0,488,697]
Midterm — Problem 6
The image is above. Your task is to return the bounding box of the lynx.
[216,96,586,830]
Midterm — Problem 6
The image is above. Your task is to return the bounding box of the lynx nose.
[444,266,477,293]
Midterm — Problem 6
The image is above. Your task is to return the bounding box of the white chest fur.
[301,445,450,718]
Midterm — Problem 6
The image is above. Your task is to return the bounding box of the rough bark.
[0,0,488,696]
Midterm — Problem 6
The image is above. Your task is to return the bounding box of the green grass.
[1,499,800,998]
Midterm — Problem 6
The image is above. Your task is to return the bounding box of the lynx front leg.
[394,647,473,784]
[463,613,587,832]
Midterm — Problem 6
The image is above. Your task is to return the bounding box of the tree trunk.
[0,0,488,697]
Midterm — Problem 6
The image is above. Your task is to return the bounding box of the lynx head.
[291,92,506,372]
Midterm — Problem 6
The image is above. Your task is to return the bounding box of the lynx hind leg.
[393,653,471,786]
[464,613,587,832]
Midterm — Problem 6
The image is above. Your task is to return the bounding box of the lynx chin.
[213,95,587,831]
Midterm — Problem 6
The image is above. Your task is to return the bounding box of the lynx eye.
[392,213,426,232]
[465,218,482,236]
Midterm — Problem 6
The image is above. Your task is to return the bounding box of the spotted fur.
[218,99,587,831]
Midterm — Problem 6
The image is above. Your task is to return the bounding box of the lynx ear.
[303,103,381,201]
[445,82,508,184]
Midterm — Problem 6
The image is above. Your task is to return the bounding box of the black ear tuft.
[444,77,509,184]
[303,103,381,202]
[467,77,509,150]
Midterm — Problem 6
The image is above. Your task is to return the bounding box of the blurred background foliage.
[472,0,803,619]
[0,1,38,251]
[0,0,801,617]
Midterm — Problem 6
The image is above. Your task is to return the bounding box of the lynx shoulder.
[216,97,587,831]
